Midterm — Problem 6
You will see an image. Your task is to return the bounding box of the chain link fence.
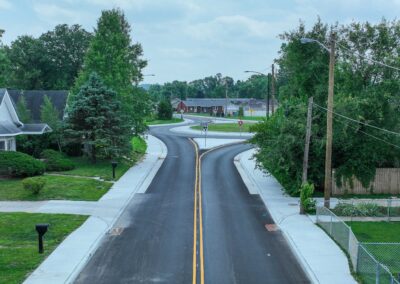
[316,206,400,284]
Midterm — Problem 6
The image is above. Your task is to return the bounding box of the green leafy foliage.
[22,177,46,194]
[252,19,400,195]
[41,95,63,151]
[0,151,45,177]
[16,96,32,123]
[300,183,316,213]
[333,202,382,217]
[66,73,132,161]
[157,99,173,120]
[40,149,75,171]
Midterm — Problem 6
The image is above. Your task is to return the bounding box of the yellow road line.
[190,138,198,284]
[198,157,204,284]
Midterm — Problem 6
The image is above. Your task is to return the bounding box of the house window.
[0,141,5,151]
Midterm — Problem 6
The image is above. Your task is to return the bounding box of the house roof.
[8,90,68,122]
[0,88,6,104]
[0,121,51,137]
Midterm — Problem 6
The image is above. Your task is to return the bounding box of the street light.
[301,33,336,209]
[244,70,270,117]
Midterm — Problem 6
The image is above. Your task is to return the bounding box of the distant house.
[0,89,57,151]
[176,98,277,117]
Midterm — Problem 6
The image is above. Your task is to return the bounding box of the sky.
[0,0,399,84]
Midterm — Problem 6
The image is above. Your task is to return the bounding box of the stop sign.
[238,120,243,126]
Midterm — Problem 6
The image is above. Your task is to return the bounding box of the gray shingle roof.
[8,90,68,122]
[0,121,20,136]
[0,89,6,104]
[0,121,51,137]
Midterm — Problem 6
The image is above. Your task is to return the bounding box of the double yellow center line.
[190,138,204,284]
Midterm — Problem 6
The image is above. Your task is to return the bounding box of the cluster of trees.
[252,18,400,195]
[147,73,270,101]
[2,9,149,162]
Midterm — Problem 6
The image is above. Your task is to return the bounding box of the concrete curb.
[170,125,254,137]
[24,135,168,284]
[148,118,193,128]
[234,151,319,284]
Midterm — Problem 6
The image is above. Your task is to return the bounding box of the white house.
[0,88,51,151]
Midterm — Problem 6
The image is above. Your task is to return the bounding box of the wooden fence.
[332,168,400,195]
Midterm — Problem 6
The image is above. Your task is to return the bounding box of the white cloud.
[0,0,11,10]
[33,3,89,25]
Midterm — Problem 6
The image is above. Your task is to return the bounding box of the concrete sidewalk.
[170,124,254,137]
[234,149,356,284]
[21,135,167,284]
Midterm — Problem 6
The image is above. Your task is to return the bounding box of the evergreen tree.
[157,99,173,120]
[70,9,147,126]
[16,96,32,123]
[41,95,62,151]
[66,72,131,162]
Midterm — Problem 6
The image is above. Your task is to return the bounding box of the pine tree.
[16,96,32,123]
[66,72,131,162]
[41,95,62,151]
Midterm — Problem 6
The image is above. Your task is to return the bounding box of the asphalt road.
[75,132,196,284]
[201,143,310,283]
[75,124,309,283]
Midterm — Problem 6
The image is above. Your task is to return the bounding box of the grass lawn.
[191,123,252,133]
[146,118,183,125]
[0,212,87,284]
[346,221,400,243]
[0,176,111,201]
[185,113,264,121]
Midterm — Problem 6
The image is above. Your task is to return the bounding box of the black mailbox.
[111,161,118,179]
[36,224,49,253]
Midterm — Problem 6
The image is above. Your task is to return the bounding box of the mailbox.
[111,161,118,179]
[35,224,49,253]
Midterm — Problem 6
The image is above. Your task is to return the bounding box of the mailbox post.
[111,161,118,180]
[238,120,244,136]
[35,224,49,254]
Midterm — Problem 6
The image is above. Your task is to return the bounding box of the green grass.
[0,212,87,284]
[191,123,252,133]
[185,113,264,121]
[0,176,111,201]
[346,221,400,243]
[146,118,183,125]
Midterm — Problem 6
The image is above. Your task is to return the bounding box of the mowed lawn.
[146,118,183,125]
[0,212,87,284]
[346,221,400,243]
[191,123,252,133]
[0,176,111,201]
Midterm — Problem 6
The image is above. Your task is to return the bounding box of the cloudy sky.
[0,0,399,84]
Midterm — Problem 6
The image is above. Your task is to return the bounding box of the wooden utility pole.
[301,97,314,214]
[324,32,336,208]
[302,97,313,185]
[271,64,276,114]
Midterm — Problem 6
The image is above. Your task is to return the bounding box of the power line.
[332,116,400,150]
[313,102,400,136]
[335,42,400,71]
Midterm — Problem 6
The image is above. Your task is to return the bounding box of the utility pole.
[301,96,314,214]
[266,74,270,118]
[324,32,336,208]
[271,64,276,114]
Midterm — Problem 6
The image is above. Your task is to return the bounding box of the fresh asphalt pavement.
[75,132,195,283]
[75,122,309,283]
[201,143,310,283]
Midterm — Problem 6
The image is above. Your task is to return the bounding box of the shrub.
[157,99,173,120]
[22,177,46,194]
[238,106,244,118]
[40,149,75,171]
[300,182,316,213]
[333,202,383,217]
[0,151,45,177]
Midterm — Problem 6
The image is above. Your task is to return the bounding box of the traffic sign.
[238,120,243,126]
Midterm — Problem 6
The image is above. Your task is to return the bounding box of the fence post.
[376,262,380,284]
[387,199,391,222]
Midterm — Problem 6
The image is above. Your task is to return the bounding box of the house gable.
[0,89,22,126]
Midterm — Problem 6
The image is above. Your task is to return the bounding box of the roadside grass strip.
[191,123,251,133]
[0,212,87,284]
[0,176,111,201]
[146,118,184,125]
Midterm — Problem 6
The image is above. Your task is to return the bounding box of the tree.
[0,29,10,86]
[16,96,32,123]
[39,24,92,89]
[71,9,147,120]
[66,73,131,162]
[157,99,173,120]
[41,95,62,151]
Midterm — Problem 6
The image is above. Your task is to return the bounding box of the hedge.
[40,149,75,171]
[0,151,45,177]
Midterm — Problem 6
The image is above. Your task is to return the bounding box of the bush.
[333,202,383,217]
[238,106,244,118]
[0,151,45,177]
[300,183,316,213]
[22,177,46,194]
[41,149,75,171]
